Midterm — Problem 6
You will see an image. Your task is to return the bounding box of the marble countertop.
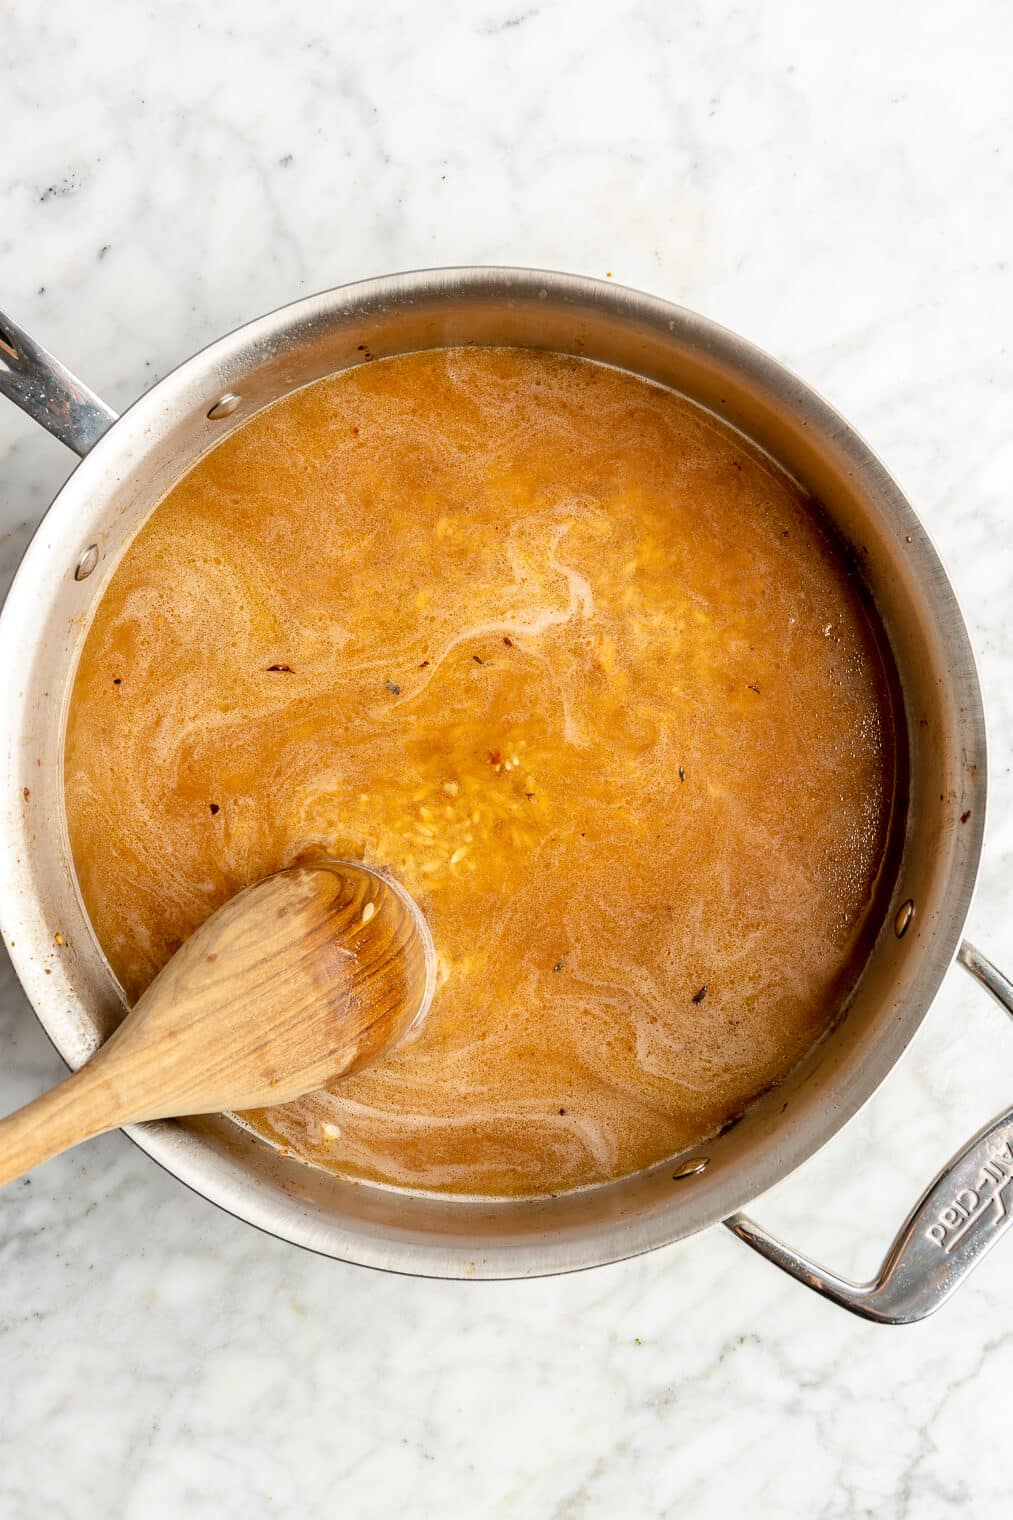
[4,2,1013,1515]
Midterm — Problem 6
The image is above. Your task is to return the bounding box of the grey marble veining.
[3,1,1013,1515]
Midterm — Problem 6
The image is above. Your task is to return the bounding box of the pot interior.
[0,270,986,1275]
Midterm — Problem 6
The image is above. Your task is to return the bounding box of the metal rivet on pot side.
[74,544,99,581]
[672,1156,709,1180]
[895,899,915,938]
[207,392,241,420]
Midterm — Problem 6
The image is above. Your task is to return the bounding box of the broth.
[64,347,897,1196]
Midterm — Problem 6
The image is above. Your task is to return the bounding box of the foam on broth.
[64,347,897,1196]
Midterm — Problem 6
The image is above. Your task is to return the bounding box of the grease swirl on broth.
[64,348,897,1196]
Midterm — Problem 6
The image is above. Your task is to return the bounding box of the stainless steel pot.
[2,268,1011,1323]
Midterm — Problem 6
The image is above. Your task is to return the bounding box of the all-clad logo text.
[926,1136,1013,1252]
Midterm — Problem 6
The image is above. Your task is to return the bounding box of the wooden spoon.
[0,861,435,1188]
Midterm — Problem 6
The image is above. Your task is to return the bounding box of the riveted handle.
[0,308,118,456]
[725,941,1013,1324]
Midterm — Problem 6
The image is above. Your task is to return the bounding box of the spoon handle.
[0,1058,127,1187]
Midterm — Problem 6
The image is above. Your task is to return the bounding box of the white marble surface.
[3,1,1013,1514]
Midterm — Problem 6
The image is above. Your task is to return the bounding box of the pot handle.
[0,307,118,456]
[724,941,1013,1323]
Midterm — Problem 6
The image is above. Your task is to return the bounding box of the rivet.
[74,544,99,581]
[895,899,915,939]
[672,1156,709,1180]
[207,392,241,420]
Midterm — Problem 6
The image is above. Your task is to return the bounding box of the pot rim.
[0,266,989,1276]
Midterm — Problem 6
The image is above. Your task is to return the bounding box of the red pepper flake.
[267,664,294,673]
[746,682,760,695]
[419,660,430,669]
[488,749,502,766]
[113,677,122,685]
[960,810,971,823]
[558,1106,567,1115]
[22,787,29,802]
[473,654,485,665]
[503,636,513,647]
[351,426,359,436]
[692,984,708,1004]
[209,803,220,815]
